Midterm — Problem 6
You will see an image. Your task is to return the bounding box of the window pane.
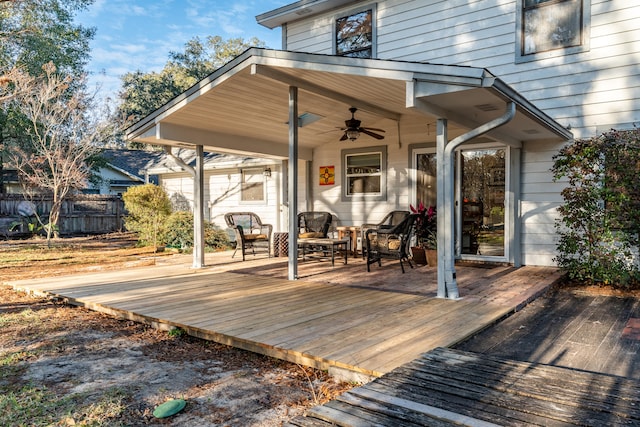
[345,151,382,195]
[346,153,380,173]
[336,10,372,58]
[416,153,437,208]
[348,176,381,194]
[241,169,264,201]
[523,0,581,55]
[342,146,387,201]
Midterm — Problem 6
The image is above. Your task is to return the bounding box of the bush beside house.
[552,128,640,289]
[122,184,229,251]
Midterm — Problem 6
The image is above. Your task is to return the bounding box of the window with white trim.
[516,0,590,62]
[341,146,387,202]
[240,168,265,203]
[336,9,373,58]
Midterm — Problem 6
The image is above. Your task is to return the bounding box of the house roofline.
[105,163,145,183]
[256,0,355,29]
[490,78,573,141]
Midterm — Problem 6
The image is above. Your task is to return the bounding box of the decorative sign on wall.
[319,166,335,185]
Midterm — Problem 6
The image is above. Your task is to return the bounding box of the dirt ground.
[0,234,353,426]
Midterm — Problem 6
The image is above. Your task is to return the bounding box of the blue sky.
[77,0,286,101]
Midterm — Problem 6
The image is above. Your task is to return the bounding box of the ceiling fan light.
[346,129,360,141]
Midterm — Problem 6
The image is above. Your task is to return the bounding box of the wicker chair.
[224,212,272,261]
[365,213,417,273]
[297,211,332,238]
[361,210,410,258]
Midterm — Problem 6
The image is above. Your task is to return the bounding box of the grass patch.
[0,384,129,427]
[0,350,35,367]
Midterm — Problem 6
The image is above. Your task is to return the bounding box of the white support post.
[287,86,299,280]
[193,144,205,268]
[436,119,457,298]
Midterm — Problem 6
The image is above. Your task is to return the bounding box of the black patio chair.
[224,212,272,261]
[366,213,417,273]
[297,211,332,238]
[360,210,410,259]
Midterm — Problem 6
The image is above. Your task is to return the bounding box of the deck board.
[289,347,640,426]
[9,259,561,378]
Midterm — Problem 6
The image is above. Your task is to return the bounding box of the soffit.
[126,49,571,160]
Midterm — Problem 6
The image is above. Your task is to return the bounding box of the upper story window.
[517,0,590,62]
[336,9,373,58]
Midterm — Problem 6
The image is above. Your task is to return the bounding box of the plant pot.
[425,249,438,267]
[411,246,427,265]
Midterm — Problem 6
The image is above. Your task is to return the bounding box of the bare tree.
[6,62,108,242]
[0,67,31,103]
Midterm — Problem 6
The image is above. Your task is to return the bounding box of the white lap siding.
[520,141,569,266]
[285,0,640,139]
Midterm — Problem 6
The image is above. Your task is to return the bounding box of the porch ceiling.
[126,49,572,160]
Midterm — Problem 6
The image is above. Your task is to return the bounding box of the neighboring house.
[89,149,163,195]
[0,167,20,194]
[126,0,639,297]
[143,149,280,233]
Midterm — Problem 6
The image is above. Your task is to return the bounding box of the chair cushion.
[244,234,268,241]
[299,232,324,238]
[387,238,401,251]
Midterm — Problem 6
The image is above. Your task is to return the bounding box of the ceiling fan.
[340,107,385,141]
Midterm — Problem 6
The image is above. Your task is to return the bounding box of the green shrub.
[163,211,194,250]
[122,184,172,249]
[552,128,640,288]
[163,211,230,251]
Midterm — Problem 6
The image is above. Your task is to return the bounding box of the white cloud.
[80,0,286,101]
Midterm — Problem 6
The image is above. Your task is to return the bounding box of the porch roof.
[125,48,572,160]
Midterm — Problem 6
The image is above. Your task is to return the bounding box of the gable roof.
[101,149,165,179]
[142,149,273,175]
[126,48,572,159]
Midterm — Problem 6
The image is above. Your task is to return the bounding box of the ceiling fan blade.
[362,127,386,133]
[360,128,385,140]
[339,133,349,141]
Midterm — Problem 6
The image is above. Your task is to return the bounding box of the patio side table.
[336,226,360,258]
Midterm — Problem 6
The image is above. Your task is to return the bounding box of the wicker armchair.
[365,213,417,273]
[224,212,272,261]
[361,210,410,258]
[297,211,332,238]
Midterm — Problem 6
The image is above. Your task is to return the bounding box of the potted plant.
[410,202,437,266]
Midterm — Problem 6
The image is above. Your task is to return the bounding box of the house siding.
[285,0,640,138]
[310,140,410,227]
[160,167,282,237]
[520,140,567,266]
[275,0,638,267]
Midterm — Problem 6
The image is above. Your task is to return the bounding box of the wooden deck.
[8,254,562,379]
[287,347,640,426]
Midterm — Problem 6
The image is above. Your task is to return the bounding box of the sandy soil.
[0,234,353,426]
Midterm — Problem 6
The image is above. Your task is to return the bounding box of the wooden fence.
[0,194,125,237]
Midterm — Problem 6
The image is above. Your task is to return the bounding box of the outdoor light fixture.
[263,167,271,177]
[346,129,360,141]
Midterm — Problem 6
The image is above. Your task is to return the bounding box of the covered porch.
[9,254,561,380]
[125,48,572,300]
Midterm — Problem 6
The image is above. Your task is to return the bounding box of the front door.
[413,146,507,260]
[459,148,506,258]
